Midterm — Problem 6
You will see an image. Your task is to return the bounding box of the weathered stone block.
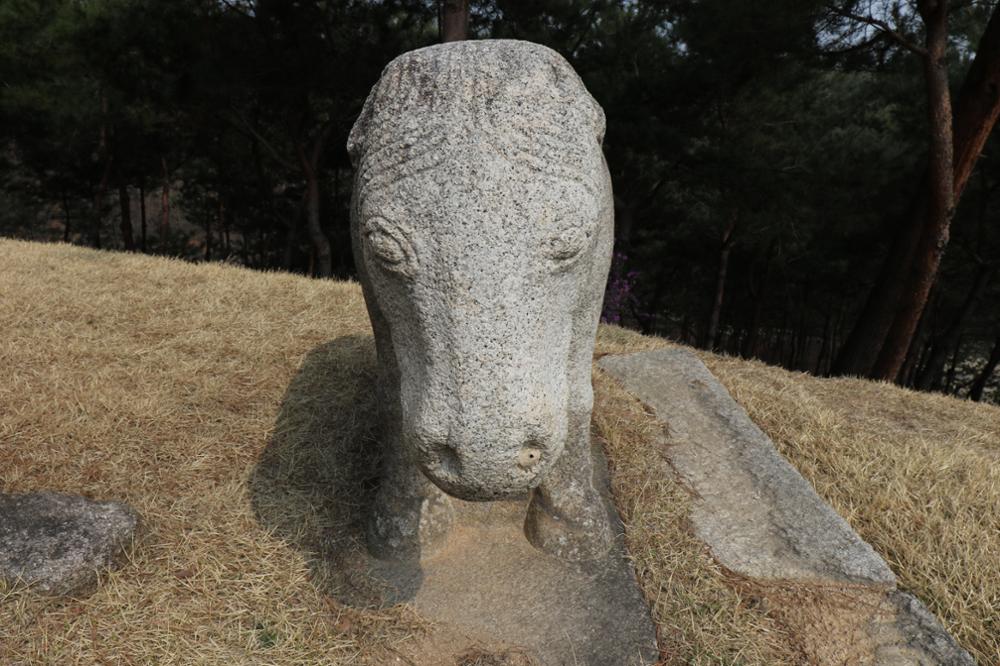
[0,491,137,595]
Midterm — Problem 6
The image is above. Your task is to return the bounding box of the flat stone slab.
[335,443,658,666]
[599,348,895,586]
[377,494,656,665]
[0,491,138,595]
[598,348,973,665]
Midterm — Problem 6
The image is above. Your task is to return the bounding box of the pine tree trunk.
[899,284,938,386]
[741,241,775,359]
[614,196,636,251]
[945,335,963,393]
[871,0,954,382]
[241,238,250,267]
[816,301,834,375]
[775,305,791,366]
[332,167,342,272]
[139,181,147,252]
[741,302,763,358]
[901,338,928,387]
[704,212,738,350]
[951,5,1000,198]
[835,1,1000,377]
[205,199,213,261]
[969,333,1000,401]
[250,136,283,268]
[93,158,113,250]
[302,170,331,278]
[297,128,333,278]
[915,266,993,389]
[222,198,231,256]
[832,193,927,376]
[284,194,303,271]
[792,284,810,370]
[62,194,71,243]
[440,0,469,42]
[829,304,847,376]
[92,94,111,250]
[160,157,171,242]
[118,182,135,252]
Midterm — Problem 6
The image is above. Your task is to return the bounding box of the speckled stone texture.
[348,40,614,561]
[0,491,137,595]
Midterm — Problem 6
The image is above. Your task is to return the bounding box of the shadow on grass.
[248,334,422,606]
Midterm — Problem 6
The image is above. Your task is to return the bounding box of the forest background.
[3,0,1000,402]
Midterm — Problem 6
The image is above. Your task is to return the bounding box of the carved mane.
[348,40,607,198]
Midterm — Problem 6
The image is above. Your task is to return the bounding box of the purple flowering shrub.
[601,251,640,325]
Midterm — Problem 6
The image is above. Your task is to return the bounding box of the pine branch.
[827,5,929,57]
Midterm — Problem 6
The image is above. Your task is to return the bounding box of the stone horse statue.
[347,40,614,562]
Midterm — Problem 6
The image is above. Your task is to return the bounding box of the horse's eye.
[367,229,406,265]
[543,226,592,267]
[364,217,415,276]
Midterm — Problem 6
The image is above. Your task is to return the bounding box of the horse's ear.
[592,99,606,145]
[347,87,377,168]
[548,51,605,146]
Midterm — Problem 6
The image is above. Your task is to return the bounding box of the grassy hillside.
[1,240,997,665]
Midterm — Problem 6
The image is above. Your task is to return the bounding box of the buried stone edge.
[0,491,138,596]
[597,348,974,666]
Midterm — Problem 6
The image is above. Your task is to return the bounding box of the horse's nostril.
[435,444,462,476]
[517,445,543,469]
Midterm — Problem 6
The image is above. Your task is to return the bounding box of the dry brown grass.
[2,240,997,665]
